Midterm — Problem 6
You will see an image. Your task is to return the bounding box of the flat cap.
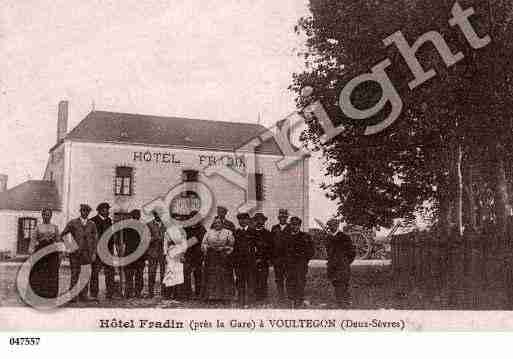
[278,209,289,216]
[289,216,302,224]
[237,212,250,220]
[80,204,92,212]
[96,202,110,211]
[253,212,268,221]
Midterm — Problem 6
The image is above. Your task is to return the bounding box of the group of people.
[27,203,357,308]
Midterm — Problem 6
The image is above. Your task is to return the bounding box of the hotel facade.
[0,101,309,257]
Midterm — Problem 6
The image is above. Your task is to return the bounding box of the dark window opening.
[182,169,199,182]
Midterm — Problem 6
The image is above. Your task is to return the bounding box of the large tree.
[291,0,513,235]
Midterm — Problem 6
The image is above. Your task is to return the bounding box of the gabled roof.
[0,181,60,211]
[62,111,283,155]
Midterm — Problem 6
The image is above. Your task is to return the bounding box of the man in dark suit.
[326,219,356,308]
[271,208,290,300]
[61,204,98,302]
[285,216,314,308]
[145,210,166,298]
[232,212,257,307]
[89,202,115,300]
[182,212,207,299]
[123,209,145,299]
[252,213,273,302]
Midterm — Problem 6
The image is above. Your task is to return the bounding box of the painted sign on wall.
[133,151,181,164]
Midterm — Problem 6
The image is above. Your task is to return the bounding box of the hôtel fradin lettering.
[132,151,246,169]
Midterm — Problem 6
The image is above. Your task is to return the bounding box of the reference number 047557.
[9,337,40,346]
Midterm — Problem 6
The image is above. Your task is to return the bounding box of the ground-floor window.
[17,217,37,254]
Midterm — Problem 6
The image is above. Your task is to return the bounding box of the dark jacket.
[326,232,356,283]
[254,228,273,265]
[91,215,114,253]
[271,223,289,263]
[285,231,314,265]
[146,220,165,258]
[62,218,98,264]
[184,223,207,266]
[232,227,257,266]
[123,227,143,265]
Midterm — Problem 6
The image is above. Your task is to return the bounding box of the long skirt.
[28,242,60,299]
[202,249,234,301]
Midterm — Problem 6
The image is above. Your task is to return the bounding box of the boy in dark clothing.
[253,213,273,302]
[232,212,257,306]
[285,216,314,308]
[326,219,356,308]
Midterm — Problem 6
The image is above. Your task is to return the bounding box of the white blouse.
[201,228,234,253]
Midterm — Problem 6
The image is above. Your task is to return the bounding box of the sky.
[1,0,338,227]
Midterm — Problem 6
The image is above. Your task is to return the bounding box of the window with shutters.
[114,166,133,196]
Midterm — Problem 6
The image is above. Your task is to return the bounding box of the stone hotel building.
[0,101,309,257]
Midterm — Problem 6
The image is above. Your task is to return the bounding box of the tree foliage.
[291,0,513,232]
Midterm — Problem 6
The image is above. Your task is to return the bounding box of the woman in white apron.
[162,225,187,301]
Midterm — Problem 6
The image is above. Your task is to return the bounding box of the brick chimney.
[57,100,68,143]
[0,174,8,192]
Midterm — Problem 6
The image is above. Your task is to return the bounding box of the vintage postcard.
[1,0,513,335]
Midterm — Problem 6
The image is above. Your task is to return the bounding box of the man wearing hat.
[61,204,98,302]
[271,208,290,300]
[216,206,236,233]
[253,213,273,302]
[326,219,356,308]
[145,210,166,298]
[181,211,207,300]
[232,212,257,306]
[123,209,145,298]
[90,202,115,300]
[285,216,314,308]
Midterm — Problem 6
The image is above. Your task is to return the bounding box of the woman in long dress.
[201,216,235,302]
[28,208,60,299]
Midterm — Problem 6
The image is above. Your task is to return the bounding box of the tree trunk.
[465,162,477,232]
[456,143,463,236]
[494,143,509,241]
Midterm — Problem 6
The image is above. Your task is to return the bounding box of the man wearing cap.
[216,206,236,233]
[253,213,273,302]
[232,212,257,306]
[326,219,356,308]
[285,216,314,308]
[123,209,145,298]
[271,208,290,300]
[90,202,115,300]
[61,204,98,302]
[145,210,166,298]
